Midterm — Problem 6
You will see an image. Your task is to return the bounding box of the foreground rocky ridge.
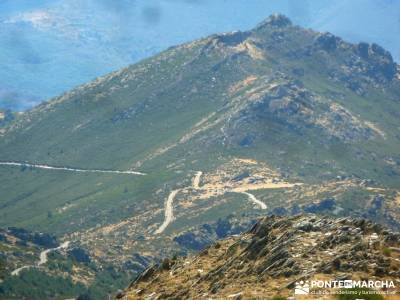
[119,215,400,299]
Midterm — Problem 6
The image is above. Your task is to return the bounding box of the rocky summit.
[118,215,400,299]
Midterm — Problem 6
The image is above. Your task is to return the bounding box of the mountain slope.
[0,14,400,299]
[0,14,399,231]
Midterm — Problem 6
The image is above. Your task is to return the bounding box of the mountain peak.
[256,13,292,29]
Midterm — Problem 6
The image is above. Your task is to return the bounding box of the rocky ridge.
[118,215,400,299]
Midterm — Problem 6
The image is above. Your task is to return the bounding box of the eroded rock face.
[318,38,397,94]
[365,43,397,81]
[222,75,381,146]
[314,32,342,51]
[119,215,400,299]
[213,31,251,47]
[256,13,293,29]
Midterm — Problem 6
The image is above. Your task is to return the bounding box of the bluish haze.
[1,0,399,110]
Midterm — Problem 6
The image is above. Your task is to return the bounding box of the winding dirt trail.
[154,190,180,234]
[11,241,70,276]
[154,170,300,234]
[38,241,70,266]
[192,171,203,189]
[240,191,267,210]
[11,265,31,276]
[0,161,145,175]
[155,171,203,235]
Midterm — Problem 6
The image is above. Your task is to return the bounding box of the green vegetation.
[0,244,138,300]
[0,266,134,300]
[0,269,85,299]
[82,268,135,300]
[382,247,392,257]
[272,296,287,300]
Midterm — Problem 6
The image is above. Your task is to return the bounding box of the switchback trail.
[192,171,203,189]
[11,241,70,276]
[0,161,145,175]
[154,190,180,234]
[154,171,297,234]
[38,241,70,266]
[155,170,203,235]
[240,191,267,210]
[10,266,31,276]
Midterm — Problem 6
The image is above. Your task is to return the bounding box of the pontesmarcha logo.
[294,280,396,296]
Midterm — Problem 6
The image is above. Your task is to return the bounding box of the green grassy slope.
[0,14,399,232]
